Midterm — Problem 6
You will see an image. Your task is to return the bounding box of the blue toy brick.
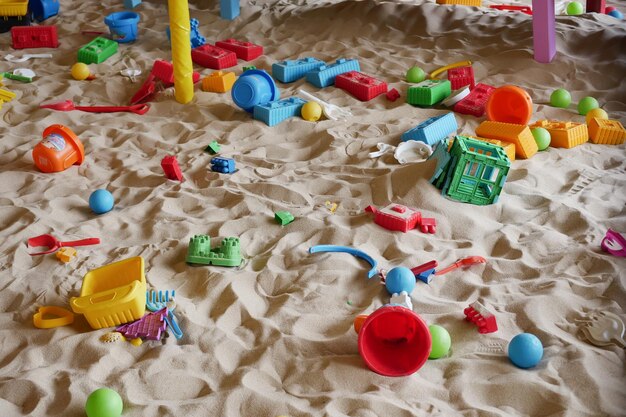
[166,19,205,48]
[30,0,60,21]
[401,112,458,146]
[220,0,240,20]
[272,57,325,83]
[211,157,236,174]
[253,97,306,126]
[416,268,436,284]
[123,0,142,9]
[305,58,360,88]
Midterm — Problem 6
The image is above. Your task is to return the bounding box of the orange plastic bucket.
[486,85,533,125]
[33,124,85,173]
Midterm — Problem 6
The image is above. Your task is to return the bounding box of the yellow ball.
[71,63,91,81]
[301,102,322,122]
[585,108,608,124]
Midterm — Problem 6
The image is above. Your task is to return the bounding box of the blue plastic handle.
[309,245,378,279]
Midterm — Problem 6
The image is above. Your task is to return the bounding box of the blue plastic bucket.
[104,12,140,43]
[231,70,280,112]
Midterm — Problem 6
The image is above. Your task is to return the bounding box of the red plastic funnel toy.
[358,306,431,376]
[27,234,100,256]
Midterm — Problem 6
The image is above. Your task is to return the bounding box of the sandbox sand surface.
[0,0,625,416]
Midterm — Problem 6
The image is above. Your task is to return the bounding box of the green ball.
[428,324,451,359]
[531,127,551,151]
[566,1,584,15]
[578,96,599,115]
[550,89,571,108]
[406,66,426,83]
[85,388,123,417]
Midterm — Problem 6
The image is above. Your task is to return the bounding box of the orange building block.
[588,118,626,145]
[201,71,236,93]
[449,136,515,161]
[475,121,538,159]
[530,120,589,149]
[436,0,482,5]
[56,247,77,263]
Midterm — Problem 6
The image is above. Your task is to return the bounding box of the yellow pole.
[167,0,194,104]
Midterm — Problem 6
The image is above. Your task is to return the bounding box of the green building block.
[204,141,221,155]
[406,79,451,107]
[243,65,256,72]
[440,136,510,205]
[186,235,242,267]
[78,37,119,64]
[274,211,294,226]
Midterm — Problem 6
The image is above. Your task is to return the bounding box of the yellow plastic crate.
[0,0,28,16]
[475,121,538,159]
[531,120,589,149]
[202,71,236,93]
[70,257,147,329]
[588,118,626,145]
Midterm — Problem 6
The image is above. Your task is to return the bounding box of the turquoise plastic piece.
[253,97,306,126]
[220,0,240,20]
[401,112,458,146]
[272,57,325,83]
[309,245,378,279]
[231,69,280,112]
[186,235,242,267]
[305,58,360,88]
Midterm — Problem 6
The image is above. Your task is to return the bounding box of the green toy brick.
[407,79,452,107]
[186,235,242,267]
[78,37,118,64]
[204,141,221,154]
[275,211,294,226]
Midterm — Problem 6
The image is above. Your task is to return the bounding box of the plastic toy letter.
[167,0,194,103]
[532,0,556,63]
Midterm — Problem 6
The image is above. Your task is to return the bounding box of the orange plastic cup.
[32,124,85,173]
[486,85,533,125]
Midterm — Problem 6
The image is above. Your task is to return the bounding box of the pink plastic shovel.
[27,234,100,256]
[40,100,150,115]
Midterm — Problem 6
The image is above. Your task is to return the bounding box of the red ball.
[606,6,616,13]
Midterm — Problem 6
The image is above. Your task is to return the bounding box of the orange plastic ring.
[486,85,533,125]
[33,306,75,329]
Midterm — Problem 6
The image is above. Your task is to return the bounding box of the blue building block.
[253,97,306,126]
[272,57,325,83]
[211,157,236,174]
[166,18,205,48]
[416,268,436,284]
[305,58,360,88]
[30,0,60,21]
[401,112,458,146]
[220,0,240,20]
[123,0,142,9]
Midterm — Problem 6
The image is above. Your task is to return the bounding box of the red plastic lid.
[486,85,533,125]
[358,306,431,376]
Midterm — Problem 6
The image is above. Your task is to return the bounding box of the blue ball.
[508,333,543,369]
[385,267,416,295]
[89,189,114,215]
[608,10,623,19]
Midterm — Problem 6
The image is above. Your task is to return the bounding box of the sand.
[0,0,625,415]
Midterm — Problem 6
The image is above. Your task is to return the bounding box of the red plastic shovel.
[27,234,100,256]
[40,100,150,115]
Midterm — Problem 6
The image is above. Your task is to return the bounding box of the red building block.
[453,83,496,117]
[464,302,498,334]
[586,0,605,13]
[11,26,59,49]
[161,155,183,181]
[386,88,400,102]
[215,39,263,61]
[150,60,201,86]
[335,71,388,101]
[419,217,436,234]
[365,204,421,233]
[191,44,237,69]
[447,65,475,90]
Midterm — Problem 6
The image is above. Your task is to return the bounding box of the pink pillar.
[532,0,556,63]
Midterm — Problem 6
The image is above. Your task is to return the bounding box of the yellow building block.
[449,136,515,161]
[436,0,482,5]
[201,71,236,93]
[56,247,77,263]
[475,121,538,159]
[588,118,626,145]
[530,120,589,149]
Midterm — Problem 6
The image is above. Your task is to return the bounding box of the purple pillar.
[533,0,556,63]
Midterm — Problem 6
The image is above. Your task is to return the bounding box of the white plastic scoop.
[298,89,352,121]
[580,311,625,348]
[5,53,53,63]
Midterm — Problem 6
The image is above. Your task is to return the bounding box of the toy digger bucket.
[357,306,432,377]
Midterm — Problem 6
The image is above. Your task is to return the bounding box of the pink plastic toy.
[532,0,556,63]
[447,66,475,90]
[386,88,400,102]
[454,83,495,117]
[116,307,168,340]
[161,156,183,181]
[601,229,626,257]
[365,204,436,234]
[335,71,388,101]
[464,302,498,334]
